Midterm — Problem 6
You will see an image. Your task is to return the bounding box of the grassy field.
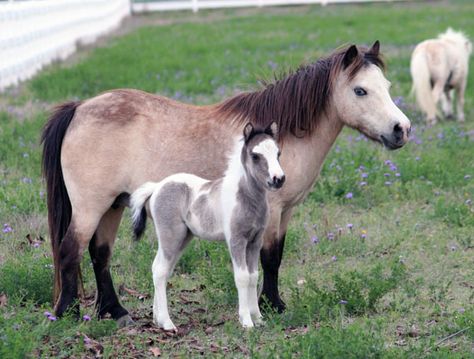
[1,1,473,357]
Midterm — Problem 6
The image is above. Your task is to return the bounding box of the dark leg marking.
[89,234,129,320]
[259,232,286,313]
[55,228,81,319]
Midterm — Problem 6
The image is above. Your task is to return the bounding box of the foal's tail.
[130,182,158,240]
[410,50,437,119]
[41,101,81,303]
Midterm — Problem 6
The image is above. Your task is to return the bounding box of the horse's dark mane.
[215,44,385,139]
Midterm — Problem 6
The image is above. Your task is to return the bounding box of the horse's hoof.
[116,314,134,328]
[445,113,454,120]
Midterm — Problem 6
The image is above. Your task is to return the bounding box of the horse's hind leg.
[455,80,466,122]
[440,90,454,119]
[55,212,101,318]
[89,207,132,326]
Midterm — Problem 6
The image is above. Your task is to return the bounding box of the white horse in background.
[410,28,472,124]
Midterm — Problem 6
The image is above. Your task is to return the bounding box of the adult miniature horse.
[42,41,411,326]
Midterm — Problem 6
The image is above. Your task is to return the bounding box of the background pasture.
[0,1,473,357]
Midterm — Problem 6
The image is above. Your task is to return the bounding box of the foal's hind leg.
[440,90,454,119]
[455,80,466,122]
[89,207,132,326]
[152,225,192,331]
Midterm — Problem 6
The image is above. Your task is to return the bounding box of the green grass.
[1,1,474,357]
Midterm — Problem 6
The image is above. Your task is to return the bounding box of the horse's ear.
[243,123,254,142]
[343,45,358,68]
[368,40,380,56]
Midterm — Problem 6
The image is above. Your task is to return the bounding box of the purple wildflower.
[361,172,368,178]
[358,165,365,171]
[84,336,92,344]
[267,60,278,70]
[359,181,367,186]
[331,255,337,261]
[395,173,401,177]
[393,96,404,107]
[327,232,335,240]
[339,299,348,305]
[48,315,57,321]
[43,311,52,317]
[2,224,12,233]
[464,175,471,180]
[437,132,444,140]
[345,192,353,199]
[22,177,32,184]
[458,308,465,314]
[311,236,320,244]
[384,160,392,165]
[450,245,456,251]
[33,242,40,248]
[83,315,91,321]
[389,164,397,172]
[465,199,472,205]
[346,223,353,230]
[384,173,390,177]
[415,156,421,161]
[385,181,392,186]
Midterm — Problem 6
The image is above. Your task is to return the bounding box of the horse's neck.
[281,111,344,205]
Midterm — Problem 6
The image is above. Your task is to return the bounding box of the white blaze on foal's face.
[251,138,285,189]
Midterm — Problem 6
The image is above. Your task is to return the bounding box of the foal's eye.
[251,154,260,162]
[354,87,367,96]
[277,151,281,158]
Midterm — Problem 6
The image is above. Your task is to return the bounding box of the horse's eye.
[354,87,367,96]
[277,151,281,158]
[251,154,260,162]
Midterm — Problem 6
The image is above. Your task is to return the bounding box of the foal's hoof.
[116,314,135,328]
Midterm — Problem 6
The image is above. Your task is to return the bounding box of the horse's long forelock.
[216,45,385,139]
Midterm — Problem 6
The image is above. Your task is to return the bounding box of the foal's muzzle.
[268,175,286,189]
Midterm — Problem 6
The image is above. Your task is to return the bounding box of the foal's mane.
[216,44,384,139]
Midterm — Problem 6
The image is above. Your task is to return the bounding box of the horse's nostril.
[393,123,402,133]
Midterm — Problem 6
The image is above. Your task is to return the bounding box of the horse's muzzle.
[381,122,411,150]
[268,175,286,190]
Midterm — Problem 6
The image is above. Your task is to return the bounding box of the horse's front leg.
[152,247,176,331]
[259,208,293,313]
[455,80,466,122]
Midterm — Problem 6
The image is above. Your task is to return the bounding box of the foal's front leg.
[229,237,254,328]
[246,236,264,325]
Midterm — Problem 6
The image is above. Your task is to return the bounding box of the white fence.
[0,0,130,91]
[132,0,400,13]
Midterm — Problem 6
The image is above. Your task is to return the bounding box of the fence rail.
[132,0,400,13]
[0,0,130,91]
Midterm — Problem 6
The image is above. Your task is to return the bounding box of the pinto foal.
[131,123,285,330]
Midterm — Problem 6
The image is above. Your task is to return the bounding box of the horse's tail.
[41,101,81,303]
[130,182,158,240]
[410,50,437,119]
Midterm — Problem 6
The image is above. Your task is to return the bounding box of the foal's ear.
[343,45,359,68]
[243,123,254,142]
[266,121,279,140]
[368,40,380,56]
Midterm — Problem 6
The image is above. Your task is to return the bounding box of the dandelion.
[2,224,12,233]
[331,255,337,261]
[83,315,91,321]
[345,192,353,199]
[311,235,320,244]
[339,300,348,305]
[346,223,353,230]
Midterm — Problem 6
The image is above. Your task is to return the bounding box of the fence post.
[192,0,198,12]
